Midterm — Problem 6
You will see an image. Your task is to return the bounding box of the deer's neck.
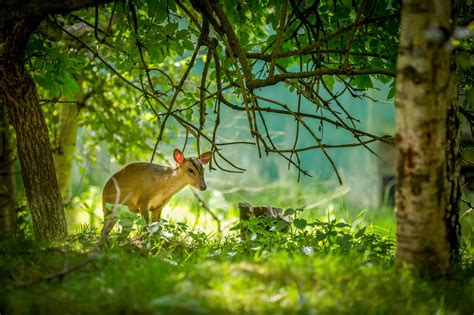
[161,168,188,199]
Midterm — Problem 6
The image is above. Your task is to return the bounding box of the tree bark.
[0,18,67,240]
[395,0,459,276]
[0,0,115,21]
[54,98,80,202]
[445,72,461,263]
[0,103,17,239]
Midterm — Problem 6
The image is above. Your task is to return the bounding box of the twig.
[150,38,202,163]
[13,255,96,288]
[192,191,221,232]
[256,95,342,184]
[269,0,288,77]
[343,0,367,68]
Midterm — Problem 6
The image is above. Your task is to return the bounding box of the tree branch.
[0,0,116,21]
[246,49,386,61]
[343,0,367,68]
[269,0,288,77]
[247,68,395,89]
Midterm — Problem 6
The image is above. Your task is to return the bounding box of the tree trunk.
[54,98,80,202]
[445,74,461,263]
[0,18,67,240]
[395,0,459,276]
[0,103,17,239]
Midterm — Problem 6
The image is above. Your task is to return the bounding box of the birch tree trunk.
[0,18,67,240]
[395,0,460,276]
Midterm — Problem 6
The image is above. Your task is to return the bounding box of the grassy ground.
[2,183,473,314]
[1,217,472,314]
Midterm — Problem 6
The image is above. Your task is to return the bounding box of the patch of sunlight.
[67,186,103,233]
[162,189,222,234]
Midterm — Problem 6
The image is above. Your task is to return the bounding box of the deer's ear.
[199,151,212,165]
[173,149,185,165]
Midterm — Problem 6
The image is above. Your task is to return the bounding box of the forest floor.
[1,184,473,314]
[0,211,473,314]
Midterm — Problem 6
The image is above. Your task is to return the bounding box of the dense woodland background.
[0,0,473,313]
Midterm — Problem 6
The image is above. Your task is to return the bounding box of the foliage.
[24,0,403,179]
[2,0,472,311]
[0,215,472,314]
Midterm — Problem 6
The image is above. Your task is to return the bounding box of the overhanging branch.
[0,0,116,21]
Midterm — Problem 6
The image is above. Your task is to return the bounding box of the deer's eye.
[188,168,194,174]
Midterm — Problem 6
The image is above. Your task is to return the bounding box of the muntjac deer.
[100,149,212,238]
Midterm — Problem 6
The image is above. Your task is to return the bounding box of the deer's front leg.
[139,207,150,224]
[150,207,163,222]
[150,197,171,222]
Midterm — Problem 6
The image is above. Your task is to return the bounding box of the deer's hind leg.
[100,202,118,239]
[100,215,117,240]
[117,205,139,238]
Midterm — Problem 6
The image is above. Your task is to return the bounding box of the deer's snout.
[200,183,207,191]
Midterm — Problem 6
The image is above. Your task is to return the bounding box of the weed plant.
[0,207,472,314]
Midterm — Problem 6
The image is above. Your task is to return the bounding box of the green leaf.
[293,218,307,230]
[146,0,156,18]
[457,52,472,70]
[59,70,81,99]
[269,220,289,232]
[176,29,188,40]
[323,76,335,92]
[352,75,373,89]
[355,226,367,238]
[336,234,351,248]
[155,0,167,23]
[387,86,396,100]
[464,87,474,109]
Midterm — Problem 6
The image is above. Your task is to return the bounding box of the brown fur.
[100,150,211,238]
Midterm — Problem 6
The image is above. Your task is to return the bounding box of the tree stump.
[238,202,292,233]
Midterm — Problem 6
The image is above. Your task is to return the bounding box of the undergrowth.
[0,211,472,314]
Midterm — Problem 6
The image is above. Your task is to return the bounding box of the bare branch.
[247,68,395,89]
[151,39,202,163]
[343,0,367,68]
[255,95,342,184]
[247,49,386,61]
[269,0,288,77]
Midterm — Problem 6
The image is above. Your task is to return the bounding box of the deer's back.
[102,163,172,212]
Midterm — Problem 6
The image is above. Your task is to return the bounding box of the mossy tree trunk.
[395,0,460,276]
[54,97,80,202]
[0,18,67,240]
[0,103,17,239]
[54,80,93,203]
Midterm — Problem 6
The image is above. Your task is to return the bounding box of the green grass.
[1,216,472,315]
[3,182,473,314]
